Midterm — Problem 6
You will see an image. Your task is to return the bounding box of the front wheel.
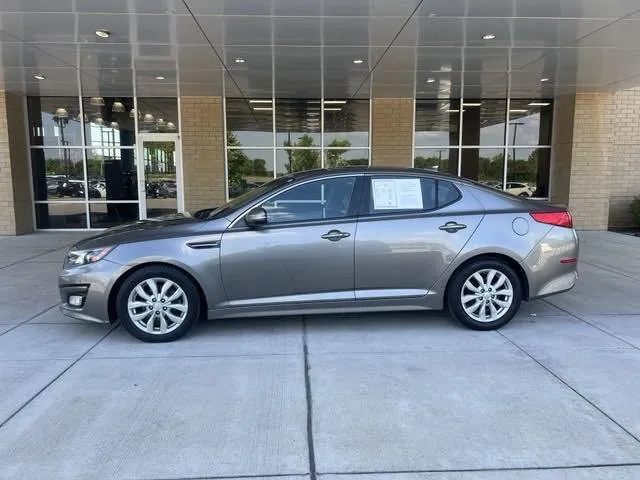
[447,260,522,330]
[116,266,201,342]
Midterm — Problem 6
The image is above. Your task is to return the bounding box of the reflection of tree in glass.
[227,132,272,197]
[414,156,441,170]
[325,139,351,168]
[283,134,320,172]
[508,151,538,184]
[478,154,504,182]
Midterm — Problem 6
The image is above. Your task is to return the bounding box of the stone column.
[370,98,413,167]
[0,92,33,235]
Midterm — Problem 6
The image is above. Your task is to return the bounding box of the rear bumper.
[524,227,579,299]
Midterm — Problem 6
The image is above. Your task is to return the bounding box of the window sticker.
[372,178,423,210]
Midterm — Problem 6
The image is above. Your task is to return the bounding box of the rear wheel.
[116,266,201,342]
[447,259,522,330]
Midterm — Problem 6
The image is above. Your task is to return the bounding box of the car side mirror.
[245,207,268,227]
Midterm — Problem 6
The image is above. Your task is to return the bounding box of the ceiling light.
[540,77,550,82]
[33,73,46,80]
[129,108,136,118]
[143,113,155,124]
[167,122,176,131]
[54,108,69,119]
[94,116,104,125]
[462,102,482,107]
[307,112,319,116]
[324,100,347,104]
[528,102,550,106]
[112,101,125,113]
[234,58,246,63]
[90,96,105,106]
[155,75,165,80]
[110,121,119,129]
[482,33,496,40]
[353,58,364,64]
[249,99,272,104]
[253,107,273,111]
[509,109,528,113]
[446,109,462,113]
[76,113,88,122]
[95,29,110,39]
[426,77,436,83]
[325,107,342,111]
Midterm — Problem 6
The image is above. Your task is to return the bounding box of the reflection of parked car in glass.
[56,179,85,198]
[88,181,107,198]
[505,182,536,197]
[146,180,177,198]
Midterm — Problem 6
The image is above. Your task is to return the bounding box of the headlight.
[66,246,113,267]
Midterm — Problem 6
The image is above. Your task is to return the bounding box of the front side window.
[262,177,356,224]
[367,176,460,215]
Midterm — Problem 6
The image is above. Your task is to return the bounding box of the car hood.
[72,213,203,250]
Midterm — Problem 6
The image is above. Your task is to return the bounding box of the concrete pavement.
[1,231,640,479]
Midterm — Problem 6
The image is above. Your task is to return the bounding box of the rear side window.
[366,176,460,215]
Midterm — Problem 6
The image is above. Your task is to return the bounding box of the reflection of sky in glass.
[89,123,121,147]
[508,113,543,146]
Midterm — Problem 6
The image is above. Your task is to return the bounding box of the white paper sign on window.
[372,178,423,210]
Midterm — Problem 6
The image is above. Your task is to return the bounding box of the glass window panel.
[226,98,273,147]
[262,176,356,224]
[461,148,505,188]
[276,149,321,176]
[276,99,321,147]
[323,99,369,148]
[324,148,369,168]
[87,148,138,200]
[415,99,460,147]
[31,148,85,201]
[27,97,83,147]
[89,203,139,228]
[227,148,274,199]
[35,203,87,229]
[414,148,458,175]
[83,97,135,147]
[137,98,179,133]
[462,99,507,146]
[506,147,551,198]
[508,100,553,146]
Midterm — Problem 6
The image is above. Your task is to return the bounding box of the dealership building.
[1,0,640,234]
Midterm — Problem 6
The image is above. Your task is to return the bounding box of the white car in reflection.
[505,182,536,197]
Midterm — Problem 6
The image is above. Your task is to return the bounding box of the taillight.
[530,211,573,228]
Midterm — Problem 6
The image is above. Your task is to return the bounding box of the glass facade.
[415,98,553,198]
[226,98,370,198]
[27,95,180,229]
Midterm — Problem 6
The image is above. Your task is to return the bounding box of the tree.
[227,132,251,193]
[325,138,351,168]
[283,134,320,172]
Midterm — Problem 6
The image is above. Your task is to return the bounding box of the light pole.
[509,121,524,187]
[53,107,70,178]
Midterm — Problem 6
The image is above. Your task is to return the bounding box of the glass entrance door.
[138,135,183,218]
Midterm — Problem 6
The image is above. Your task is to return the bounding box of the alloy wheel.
[460,269,514,323]
[127,277,189,334]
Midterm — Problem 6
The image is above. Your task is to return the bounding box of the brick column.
[179,96,226,212]
[371,98,413,167]
[0,92,34,235]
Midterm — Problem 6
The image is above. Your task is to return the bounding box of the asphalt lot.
[1,230,640,479]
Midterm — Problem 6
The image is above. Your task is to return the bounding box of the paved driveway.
[1,231,640,479]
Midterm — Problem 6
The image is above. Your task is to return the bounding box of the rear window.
[366,176,460,215]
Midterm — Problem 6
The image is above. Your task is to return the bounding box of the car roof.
[289,166,464,182]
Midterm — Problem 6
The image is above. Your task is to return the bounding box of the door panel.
[354,212,482,299]
[219,221,356,306]
[354,175,483,300]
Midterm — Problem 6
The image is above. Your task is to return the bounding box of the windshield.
[205,176,294,220]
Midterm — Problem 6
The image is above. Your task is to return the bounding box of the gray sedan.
[59,167,578,342]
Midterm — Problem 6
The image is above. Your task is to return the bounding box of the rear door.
[354,174,484,300]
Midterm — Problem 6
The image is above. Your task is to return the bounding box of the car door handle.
[439,221,467,233]
[321,230,351,242]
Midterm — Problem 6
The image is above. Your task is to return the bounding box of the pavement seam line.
[542,299,640,352]
[497,330,640,447]
[318,462,640,475]
[126,474,308,480]
[302,316,317,480]
[0,302,61,337]
[0,246,67,270]
[0,324,119,430]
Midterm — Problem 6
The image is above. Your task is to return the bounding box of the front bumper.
[58,259,124,324]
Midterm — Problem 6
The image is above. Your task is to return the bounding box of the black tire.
[116,265,201,342]
[447,259,522,330]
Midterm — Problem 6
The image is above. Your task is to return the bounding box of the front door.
[137,134,183,219]
[219,175,361,306]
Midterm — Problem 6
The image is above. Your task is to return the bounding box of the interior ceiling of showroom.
[2,0,640,99]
